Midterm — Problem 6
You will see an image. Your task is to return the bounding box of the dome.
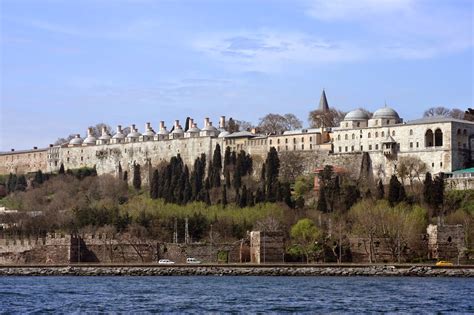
[99,133,111,140]
[218,131,230,138]
[344,109,369,121]
[69,134,83,145]
[202,124,218,132]
[157,129,169,135]
[373,106,399,119]
[112,132,125,139]
[143,129,155,137]
[172,126,184,134]
[83,135,96,145]
[187,126,201,133]
[127,125,141,138]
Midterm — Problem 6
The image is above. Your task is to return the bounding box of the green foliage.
[264,147,280,201]
[132,163,141,191]
[388,175,405,206]
[293,176,314,198]
[290,218,322,262]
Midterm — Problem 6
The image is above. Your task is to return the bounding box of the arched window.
[425,129,434,147]
[368,132,371,138]
[352,134,355,139]
[345,134,348,140]
[392,131,395,136]
[435,129,443,146]
[409,129,413,136]
[381,131,385,137]
[463,129,467,136]
[457,129,461,135]
[375,132,378,137]
[337,135,341,140]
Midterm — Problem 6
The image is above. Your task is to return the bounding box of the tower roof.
[319,89,329,112]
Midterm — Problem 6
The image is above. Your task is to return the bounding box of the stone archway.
[425,129,433,147]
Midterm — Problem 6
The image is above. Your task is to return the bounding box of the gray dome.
[187,126,201,133]
[344,109,369,121]
[172,127,184,134]
[373,106,399,119]
[99,133,111,140]
[218,131,230,138]
[83,135,96,145]
[202,124,218,132]
[157,129,169,135]
[143,129,155,137]
[69,134,83,145]
[112,132,125,139]
[127,129,141,138]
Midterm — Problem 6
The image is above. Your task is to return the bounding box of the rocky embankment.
[0,265,473,277]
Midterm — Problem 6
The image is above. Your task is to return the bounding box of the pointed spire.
[319,89,329,112]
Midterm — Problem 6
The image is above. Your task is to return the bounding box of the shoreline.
[0,264,473,277]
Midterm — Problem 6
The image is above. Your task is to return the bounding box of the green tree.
[211,144,222,187]
[265,147,280,201]
[15,175,27,191]
[133,163,141,191]
[388,175,403,206]
[150,170,159,199]
[290,219,322,263]
[58,163,65,175]
[34,170,44,185]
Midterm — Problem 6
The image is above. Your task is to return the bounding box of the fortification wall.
[0,149,48,175]
[160,242,244,263]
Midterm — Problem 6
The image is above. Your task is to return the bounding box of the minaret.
[319,89,329,113]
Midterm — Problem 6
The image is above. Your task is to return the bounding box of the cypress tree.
[15,175,27,191]
[230,151,237,166]
[58,163,65,175]
[234,188,240,205]
[7,173,16,193]
[233,165,242,190]
[423,172,433,205]
[255,187,264,204]
[433,175,445,210]
[225,168,231,188]
[183,165,192,204]
[239,185,248,208]
[376,180,385,200]
[211,144,222,187]
[221,184,228,207]
[133,163,141,191]
[150,170,159,199]
[388,175,401,206]
[317,187,328,212]
[280,182,293,208]
[34,170,44,185]
[264,147,280,201]
[123,170,128,182]
[224,146,231,168]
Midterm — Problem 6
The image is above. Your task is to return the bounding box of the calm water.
[0,276,472,313]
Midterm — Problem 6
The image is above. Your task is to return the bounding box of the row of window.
[276,144,313,151]
[269,137,313,145]
[337,130,395,141]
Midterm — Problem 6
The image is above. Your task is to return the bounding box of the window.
[345,134,348,140]
[293,145,296,150]
[416,142,419,148]
[286,145,288,151]
[392,131,395,136]
[432,162,434,167]
[337,135,341,140]
[375,144,379,150]
[310,144,313,149]
[285,138,288,144]
[293,138,296,144]
[386,119,390,124]
[346,123,349,127]
[301,137,304,142]
[369,145,372,150]
[270,140,272,145]
[345,146,348,152]
[410,129,413,135]
[381,131,384,137]
[301,144,304,150]
[434,129,443,146]
[339,147,342,152]
[440,162,443,167]
[351,145,354,151]
[80,157,83,161]
[277,139,280,144]
[357,122,360,127]
[310,137,313,142]
[425,129,434,147]
[375,132,378,137]
[352,134,355,139]
[410,142,413,148]
[360,145,363,151]
[368,132,371,138]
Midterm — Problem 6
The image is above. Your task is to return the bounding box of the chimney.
[219,116,226,129]
[189,118,194,128]
[11,149,14,152]
[204,117,210,127]
[159,121,166,130]
[49,144,53,148]
[117,125,123,134]
[76,134,81,138]
[174,120,180,128]
[33,146,38,150]
[146,122,151,130]
[87,127,93,136]
[131,124,136,132]
[251,128,257,134]
[101,126,108,136]
[192,123,198,128]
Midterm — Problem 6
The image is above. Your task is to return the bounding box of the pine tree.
[58,163,65,175]
[376,180,385,199]
[6,173,16,193]
[317,187,328,212]
[133,163,141,191]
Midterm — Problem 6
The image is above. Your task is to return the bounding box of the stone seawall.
[0,265,472,277]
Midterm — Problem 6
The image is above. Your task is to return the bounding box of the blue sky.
[1,0,472,150]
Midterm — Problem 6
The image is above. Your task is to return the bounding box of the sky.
[0,0,473,151]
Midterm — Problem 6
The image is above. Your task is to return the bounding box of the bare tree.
[89,123,112,138]
[465,108,474,121]
[258,113,302,134]
[308,108,346,128]
[423,107,465,119]
[397,156,427,187]
[54,134,76,146]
